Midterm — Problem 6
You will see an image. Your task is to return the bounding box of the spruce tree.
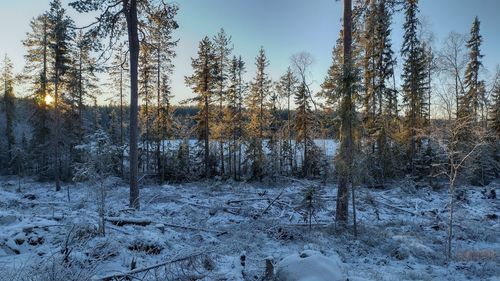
[2,56,16,172]
[362,0,398,181]
[490,70,500,138]
[400,0,428,175]
[461,17,483,122]
[148,3,178,181]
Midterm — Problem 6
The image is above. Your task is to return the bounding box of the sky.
[0,0,499,105]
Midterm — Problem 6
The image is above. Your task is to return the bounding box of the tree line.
[1,0,499,222]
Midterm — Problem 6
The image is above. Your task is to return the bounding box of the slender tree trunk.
[125,0,140,209]
[205,95,210,178]
[447,180,455,262]
[54,67,61,192]
[336,0,352,225]
[120,64,124,177]
[156,46,162,182]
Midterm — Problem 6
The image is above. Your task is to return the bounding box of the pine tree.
[2,56,16,172]
[70,0,143,209]
[48,0,74,191]
[65,30,98,175]
[22,13,52,179]
[246,47,272,180]
[400,0,428,175]
[139,43,155,173]
[213,28,233,176]
[185,37,216,178]
[108,44,129,177]
[277,67,298,175]
[225,56,246,180]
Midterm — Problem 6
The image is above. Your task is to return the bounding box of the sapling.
[431,117,486,262]
[73,130,120,236]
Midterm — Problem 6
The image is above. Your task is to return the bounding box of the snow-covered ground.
[0,177,498,280]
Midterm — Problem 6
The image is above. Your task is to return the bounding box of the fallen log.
[105,217,152,226]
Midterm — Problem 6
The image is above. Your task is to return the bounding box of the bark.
[125,0,140,209]
[335,0,353,225]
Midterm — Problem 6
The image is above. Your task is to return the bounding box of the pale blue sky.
[0,0,499,104]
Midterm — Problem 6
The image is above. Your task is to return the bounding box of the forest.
[0,0,498,280]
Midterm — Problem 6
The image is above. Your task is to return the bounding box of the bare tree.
[432,118,486,262]
[437,32,467,119]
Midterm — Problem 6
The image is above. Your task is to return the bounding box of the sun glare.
[44,94,54,105]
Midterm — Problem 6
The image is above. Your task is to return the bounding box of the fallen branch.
[105,217,152,226]
[99,252,209,281]
[226,198,270,204]
[255,189,286,219]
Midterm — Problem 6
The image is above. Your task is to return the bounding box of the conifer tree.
[225,56,246,180]
[490,70,500,138]
[292,52,315,177]
[213,28,233,176]
[65,30,98,172]
[22,13,52,179]
[139,43,155,173]
[48,0,74,191]
[70,0,144,209]
[2,56,16,172]
[185,37,216,177]
[147,3,178,181]
[400,0,428,175]
[277,67,298,175]
[362,0,398,181]
[246,47,272,179]
[461,17,483,123]
[108,45,129,177]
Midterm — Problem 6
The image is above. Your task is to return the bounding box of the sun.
[44,94,54,105]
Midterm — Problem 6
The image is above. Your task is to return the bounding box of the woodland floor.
[0,176,499,280]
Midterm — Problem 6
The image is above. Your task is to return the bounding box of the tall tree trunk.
[125,0,140,209]
[120,64,124,177]
[336,0,352,225]
[205,95,210,178]
[54,67,61,192]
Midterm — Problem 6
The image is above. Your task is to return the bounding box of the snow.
[0,177,498,280]
[274,250,344,281]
